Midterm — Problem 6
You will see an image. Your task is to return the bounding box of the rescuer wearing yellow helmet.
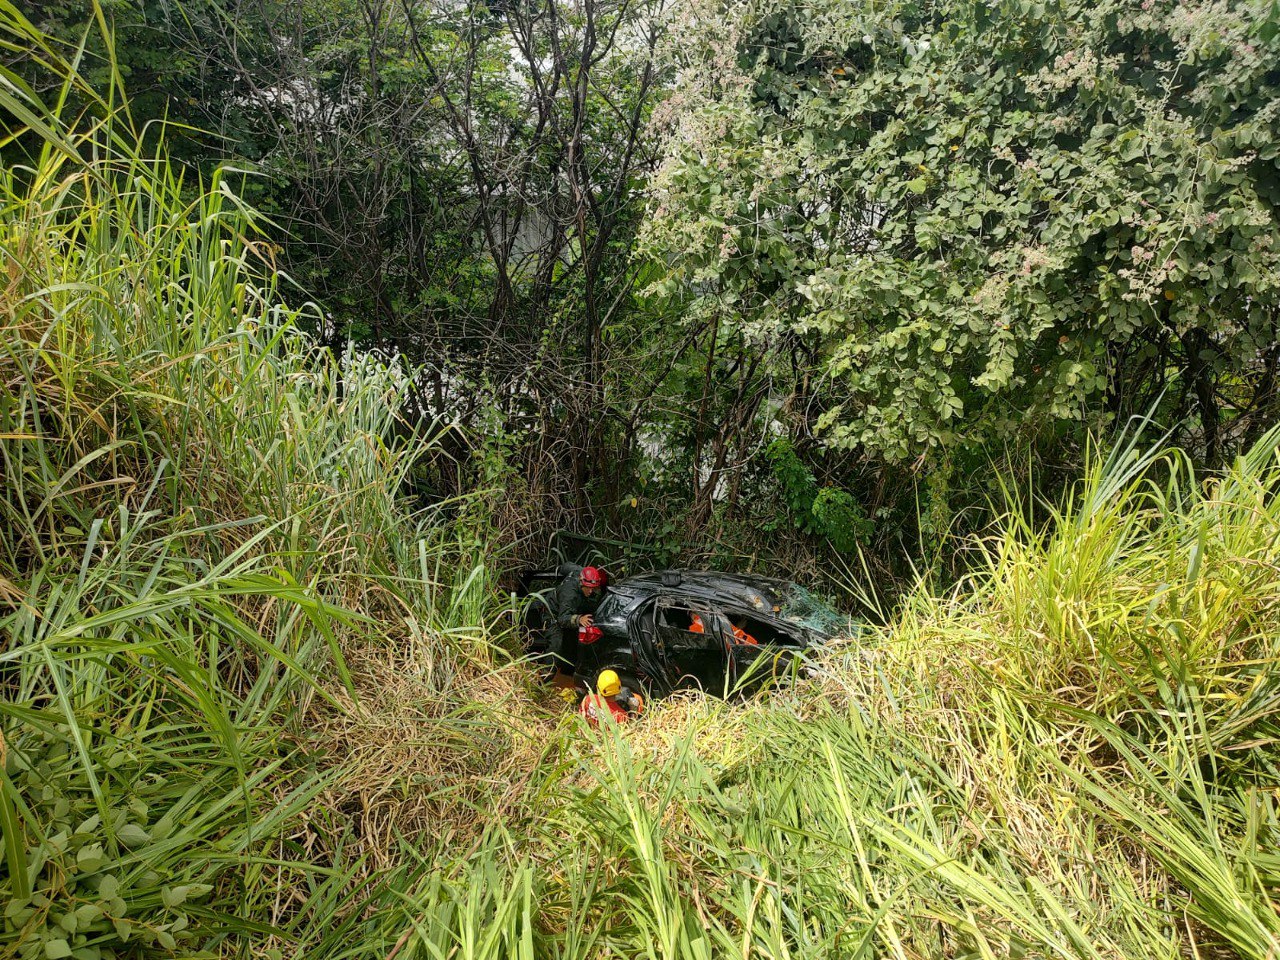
[578,669,644,726]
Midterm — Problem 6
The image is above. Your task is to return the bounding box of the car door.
[654,599,732,694]
[625,597,668,693]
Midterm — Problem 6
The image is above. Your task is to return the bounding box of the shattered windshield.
[778,585,848,636]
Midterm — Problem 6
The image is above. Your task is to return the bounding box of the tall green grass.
[0,6,498,957]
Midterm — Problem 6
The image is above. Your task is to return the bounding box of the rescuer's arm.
[556,575,583,629]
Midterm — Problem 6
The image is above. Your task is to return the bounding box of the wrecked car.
[518,569,846,698]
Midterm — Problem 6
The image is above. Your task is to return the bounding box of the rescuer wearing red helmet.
[547,563,608,676]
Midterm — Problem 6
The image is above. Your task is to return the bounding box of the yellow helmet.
[597,670,622,697]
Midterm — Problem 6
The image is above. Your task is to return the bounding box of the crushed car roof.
[613,571,846,637]
[620,571,789,609]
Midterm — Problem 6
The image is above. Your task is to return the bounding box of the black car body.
[520,569,845,697]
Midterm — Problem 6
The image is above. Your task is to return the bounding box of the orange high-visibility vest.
[580,694,630,727]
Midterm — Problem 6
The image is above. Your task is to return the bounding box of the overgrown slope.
[0,22,504,957]
[4,10,1280,960]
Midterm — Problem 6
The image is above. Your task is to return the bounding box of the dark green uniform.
[547,564,604,672]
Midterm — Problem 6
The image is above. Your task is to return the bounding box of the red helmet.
[580,565,606,587]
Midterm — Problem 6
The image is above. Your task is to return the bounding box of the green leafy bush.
[646,0,1280,465]
[767,439,870,551]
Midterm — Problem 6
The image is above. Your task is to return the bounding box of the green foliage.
[10,9,1280,960]
[809,486,868,553]
[767,439,870,552]
[0,11,498,956]
[646,0,1280,465]
[918,450,954,561]
[5,719,283,959]
[767,438,821,518]
[8,0,235,165]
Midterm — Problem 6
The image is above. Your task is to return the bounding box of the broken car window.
[659,605,722,650]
